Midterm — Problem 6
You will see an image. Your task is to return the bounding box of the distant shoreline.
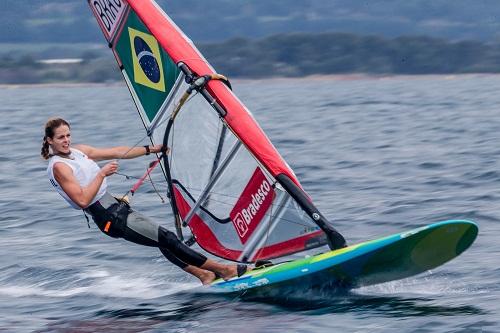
[1,73,499,88]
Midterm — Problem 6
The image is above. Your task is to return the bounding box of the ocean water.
[0,75,499,332]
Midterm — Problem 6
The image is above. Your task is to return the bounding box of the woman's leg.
[159,247,214,285]
[183,266,216,285]
[157,227,246,281]
[124,210,244,283]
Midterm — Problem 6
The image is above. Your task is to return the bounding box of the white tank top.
[47,148,107,209]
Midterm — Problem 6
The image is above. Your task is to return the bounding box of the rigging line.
[147,169,165,203]
[118,133,151,161]
[115,171,147,181]
[118,153,166,201]
[114,168,166,185]
[114,171,170,197]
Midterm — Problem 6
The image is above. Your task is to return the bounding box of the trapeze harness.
[47,148,207,269]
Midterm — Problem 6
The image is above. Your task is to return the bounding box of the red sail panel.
[173,184,323,262]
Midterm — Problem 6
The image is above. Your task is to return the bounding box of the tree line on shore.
[2,33,500,84]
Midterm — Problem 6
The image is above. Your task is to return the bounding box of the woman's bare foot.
[199,259,249,281]
[183,265,217,285]
[200,271,217,285]
[217,265,236,280]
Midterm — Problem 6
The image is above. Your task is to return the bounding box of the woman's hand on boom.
[149,144,169,155]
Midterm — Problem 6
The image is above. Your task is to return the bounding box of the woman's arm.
[53,161,118,208]
[74,144,164,161]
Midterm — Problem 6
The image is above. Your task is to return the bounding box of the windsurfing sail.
[88,0,346,263]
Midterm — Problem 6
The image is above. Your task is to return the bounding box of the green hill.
[2,33,500,83]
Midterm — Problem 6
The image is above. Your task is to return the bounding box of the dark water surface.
[1,75,499,332]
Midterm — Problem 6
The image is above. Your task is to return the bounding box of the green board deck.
[206,220,478,295]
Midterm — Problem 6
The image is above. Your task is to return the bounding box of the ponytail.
[41,117,70,160]
[41,136,50,160]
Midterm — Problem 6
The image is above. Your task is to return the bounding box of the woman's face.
[47,125,71,155]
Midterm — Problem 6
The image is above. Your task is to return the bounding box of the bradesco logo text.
[235,180,271,226]
[230,168,275,244]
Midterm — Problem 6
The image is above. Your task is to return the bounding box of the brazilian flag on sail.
[114,10,180,122]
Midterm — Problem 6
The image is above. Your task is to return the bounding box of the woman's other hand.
[100,160,119,177]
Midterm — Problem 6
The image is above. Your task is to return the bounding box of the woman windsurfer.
[41,117,246,285]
